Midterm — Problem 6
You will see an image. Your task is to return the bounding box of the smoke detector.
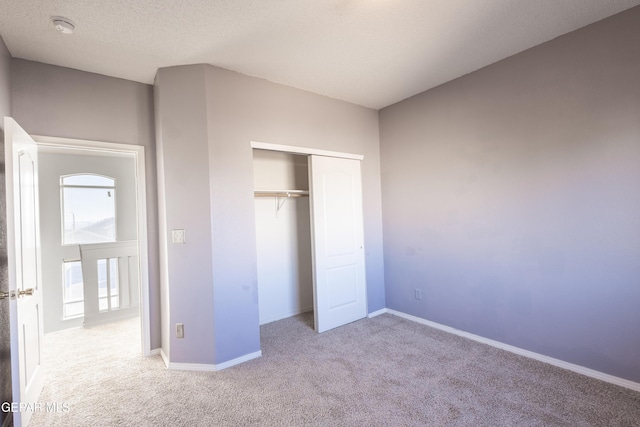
[51,17,75,34]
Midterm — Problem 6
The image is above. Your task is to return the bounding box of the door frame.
[251,141,363,161]
[250,141,367,332]
[33,135,152,356]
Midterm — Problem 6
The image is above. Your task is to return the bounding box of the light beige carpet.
[31,313,640,426]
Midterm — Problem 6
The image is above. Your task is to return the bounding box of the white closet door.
[309,155,367,333]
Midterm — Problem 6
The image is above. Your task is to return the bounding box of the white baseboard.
[214,351,262,371]
[160,349,262,372]
[367,308,388,318]
[149,348,161,357]
[384,309,640,393]
[165,361,218,372]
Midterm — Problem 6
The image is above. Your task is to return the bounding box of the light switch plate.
[172,229,185,244]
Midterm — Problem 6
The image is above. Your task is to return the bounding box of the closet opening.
[253,149,314,329]
[252,141,368,335]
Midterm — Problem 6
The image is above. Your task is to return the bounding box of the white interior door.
[5,117,45,427]
[309,155,367,333]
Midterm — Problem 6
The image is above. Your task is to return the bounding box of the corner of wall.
[153,70,171,361]
[153,65,216,365]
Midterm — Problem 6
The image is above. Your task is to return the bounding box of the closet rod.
[254,191,309,198]
[254,190,309,217]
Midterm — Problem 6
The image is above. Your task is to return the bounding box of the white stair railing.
[79,241,139,327]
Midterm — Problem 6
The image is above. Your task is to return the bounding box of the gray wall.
[0,34,12,427]
[10,60,161,349]
[154,64,384,365]
[379,7,640,382]
[38,151,137,333]
[205,66,384,363]
[154,65,216,363]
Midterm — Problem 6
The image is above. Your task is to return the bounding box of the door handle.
[18,288,34,297]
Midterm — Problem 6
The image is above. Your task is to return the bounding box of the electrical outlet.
[414,289,422,300]
[176,323,184,338]
[172,229,186,244]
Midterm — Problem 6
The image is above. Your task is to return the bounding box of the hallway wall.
[10,60,161,349]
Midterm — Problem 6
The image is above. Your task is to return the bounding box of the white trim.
[160,348,169,368]
[149,348,161,356]
[386,309,640,392]
[251,141,364,160]
[367,308,388,318]
[32,135,153,357]
[36,135,143,154]
[166,362,218,372]
[77,240,138,253]
[214,351,262,371]
[162,351,262,372]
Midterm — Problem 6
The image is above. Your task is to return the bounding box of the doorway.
[253,150,313,326]
[251,141,368,334]
[5,120,152,426]
[34,135,151,356]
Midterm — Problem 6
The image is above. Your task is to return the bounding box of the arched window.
[61,174,116,245]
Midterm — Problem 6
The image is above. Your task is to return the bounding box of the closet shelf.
[254,190,309,198]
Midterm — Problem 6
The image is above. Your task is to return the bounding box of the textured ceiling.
[1,0,639,109]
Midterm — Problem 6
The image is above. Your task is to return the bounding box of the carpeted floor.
[31,313,640,426]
